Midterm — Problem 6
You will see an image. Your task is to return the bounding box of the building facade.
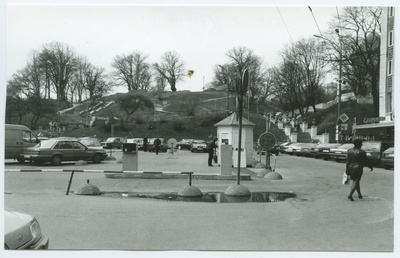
[352,6,395,145]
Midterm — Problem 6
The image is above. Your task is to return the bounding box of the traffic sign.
[339,113,349,123]
[258,132,276,150]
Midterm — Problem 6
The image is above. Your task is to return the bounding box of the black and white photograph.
[1,0,398,257]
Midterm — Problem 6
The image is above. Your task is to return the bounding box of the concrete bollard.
[74,179,101,195]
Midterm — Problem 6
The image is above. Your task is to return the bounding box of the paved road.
[4,150,394,253]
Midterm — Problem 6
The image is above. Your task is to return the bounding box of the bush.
[171,119,186,131]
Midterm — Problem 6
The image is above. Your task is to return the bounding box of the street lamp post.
[314,30,343,143]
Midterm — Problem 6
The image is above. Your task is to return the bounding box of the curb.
[5,169,251,181]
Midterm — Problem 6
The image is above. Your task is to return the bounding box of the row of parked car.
[265,141,394,170]
[101,137,209,153]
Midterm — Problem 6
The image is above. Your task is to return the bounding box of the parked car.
[280,142,295,154]
[100,137,124,149]
[277,142,292,154]
[147,138,168,152]
[328,143,354,162]
[4,209,49,249]
[381,147,394,169]
[176,139,194,150]
[22,137,108,165]
[286,142,304,155]
[190,140,207,152]
[297,143,319,157]
[310,143,341,160]
[78,137,103,150]
[361,141,388,165]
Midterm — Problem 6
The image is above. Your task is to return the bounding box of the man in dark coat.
[346,139,373,201]
[154,137,161,155]
[143,136,148,152]
[207,137,218,166]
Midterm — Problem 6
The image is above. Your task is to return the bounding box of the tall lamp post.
[314,29,343,143]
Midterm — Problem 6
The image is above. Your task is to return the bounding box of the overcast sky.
[3,0,397,94]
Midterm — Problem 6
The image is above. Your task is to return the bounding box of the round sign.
[167,138,178,147]
[258,132,276,149]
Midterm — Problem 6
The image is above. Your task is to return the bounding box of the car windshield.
[81,139,101,147]
[362,142,380,151]
[105,138,116,142]
[338,144,354,150]
[35,139,57,148]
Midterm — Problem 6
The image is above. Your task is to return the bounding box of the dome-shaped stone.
[264,171,283,180]
[224,184,251,196]
[178,185,203,197]
[75,182,101,195]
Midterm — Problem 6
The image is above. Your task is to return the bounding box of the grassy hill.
[57,90,373,143]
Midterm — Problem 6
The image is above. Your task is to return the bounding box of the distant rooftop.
[214,112,256,127]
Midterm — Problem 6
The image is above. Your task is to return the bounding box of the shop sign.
[363,117,385,124]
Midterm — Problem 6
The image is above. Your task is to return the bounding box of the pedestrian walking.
[143,135,148,152]
[207,137,218,166]
[346,139,373,201]
[154,137,161,155]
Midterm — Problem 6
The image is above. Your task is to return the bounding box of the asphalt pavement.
[3,149,395,254]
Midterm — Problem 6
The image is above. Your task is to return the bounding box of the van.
[5,124,39,163]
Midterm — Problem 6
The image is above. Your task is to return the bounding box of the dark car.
[5,209,49,249]
[328,143,354,162]
[361,141,389,166]
[147,138,168,152]
[310,143,342,160]
[100,137,124,149]
[22,137,108,165]
[176,139,194,150]
[381,147,394,169]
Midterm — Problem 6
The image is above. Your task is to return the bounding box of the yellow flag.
[187,70,194,78]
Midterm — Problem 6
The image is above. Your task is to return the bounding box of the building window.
[387,92,393,113]
[390,7,394,17]
[388,60,392,75]
[389,31,393,46]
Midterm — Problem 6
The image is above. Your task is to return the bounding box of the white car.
[190,140,207,153]
[4,209,49,249]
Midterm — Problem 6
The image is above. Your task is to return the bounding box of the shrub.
[171,119,186,131]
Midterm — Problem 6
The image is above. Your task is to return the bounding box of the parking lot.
[4,148,394,253]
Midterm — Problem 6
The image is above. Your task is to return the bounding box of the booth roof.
[214,113,256,127]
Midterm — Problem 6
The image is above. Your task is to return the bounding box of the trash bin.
[122,143,138,171]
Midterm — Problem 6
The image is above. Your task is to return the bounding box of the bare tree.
[153,51,185,92]
[329,6,381,116]
[39,42,78,102]
[112,51,152,91]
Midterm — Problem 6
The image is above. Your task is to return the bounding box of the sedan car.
[381,147,394,169]
[310,143,342,160]
[4,209,49,249]
[100,137,124,149]
[176,139,194,150]
[297,143,319,157]
[22,137,108,165]
[328,143,354,162]
[190,140,207,153]
[286,142,305,155]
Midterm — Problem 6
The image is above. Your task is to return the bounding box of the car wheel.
[17,157,25,163]
[51,155,62,166]
[92,154,102,163]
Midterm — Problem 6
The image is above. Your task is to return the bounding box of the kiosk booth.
[214,113,255,168]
